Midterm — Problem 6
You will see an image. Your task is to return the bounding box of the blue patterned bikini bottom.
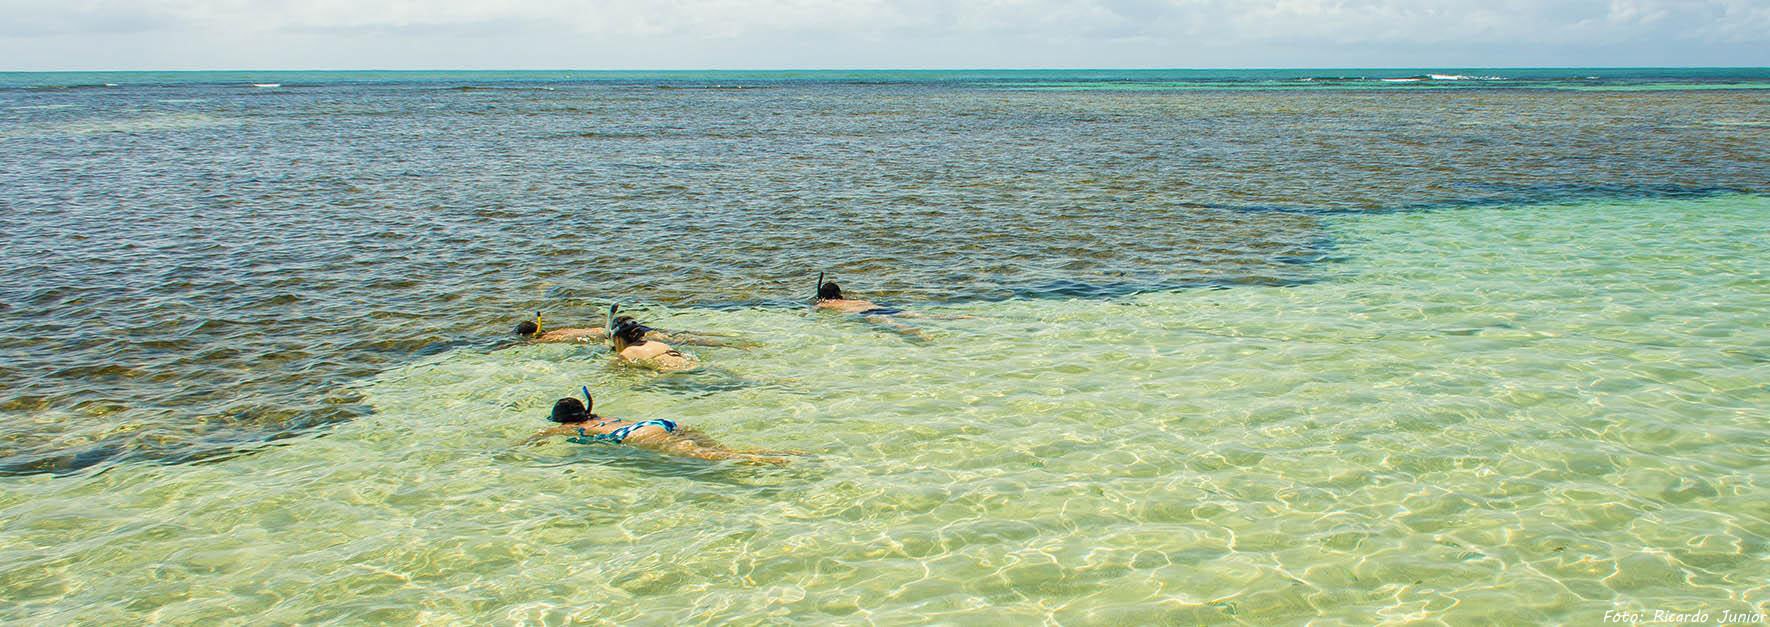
[569,419,678,445]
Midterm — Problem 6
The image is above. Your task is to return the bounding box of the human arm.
[646,330,757,349]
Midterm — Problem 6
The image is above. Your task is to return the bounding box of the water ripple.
[0,81,1765,473]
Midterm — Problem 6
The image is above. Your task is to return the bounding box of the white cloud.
[0,0,1765,68]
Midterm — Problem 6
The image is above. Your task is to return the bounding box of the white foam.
[7,104,80,111]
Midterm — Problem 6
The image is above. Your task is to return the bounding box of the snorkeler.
[525,389,797,465]
[514,311,602,343]
[513,309,750,348]
[610,317,700,372]
[810,273,950,341]
[811,273,903,315]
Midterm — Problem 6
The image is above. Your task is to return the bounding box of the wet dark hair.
[516,320,539,336]
[550,397,589,423]
[612,319,650,345]
[817,281,843,300]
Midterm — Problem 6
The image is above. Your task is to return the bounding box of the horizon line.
[4,65,1769,74]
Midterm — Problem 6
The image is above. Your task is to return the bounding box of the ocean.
[1,68,1766,622]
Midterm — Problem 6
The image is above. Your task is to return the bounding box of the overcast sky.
[2,0,1766,70]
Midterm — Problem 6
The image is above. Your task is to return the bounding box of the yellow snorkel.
[534,311,543,336]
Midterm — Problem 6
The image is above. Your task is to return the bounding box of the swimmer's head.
[607,316,639,347]
[611,319,651,345]
[817,281,843,301]
[550,397,590,423]
[516,311,543,337]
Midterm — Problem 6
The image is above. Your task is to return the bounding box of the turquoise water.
[10,73,1765,475]
[4,67,1768,90]
[3,195,1764,622]
[1,68,1765,621]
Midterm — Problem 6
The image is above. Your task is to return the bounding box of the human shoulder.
[542,423,585,436]
[815,299,868,313]
[619,341,664,360]
[839,299,879,313]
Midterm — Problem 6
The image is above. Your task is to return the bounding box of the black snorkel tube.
[815,272,824,302]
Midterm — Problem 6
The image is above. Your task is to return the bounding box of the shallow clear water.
[2,194,1765,623]
[2,72,1766,474]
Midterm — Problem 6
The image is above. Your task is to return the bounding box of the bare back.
[617,340,700,371]
[815,298,881,314]
[535,327,607,343]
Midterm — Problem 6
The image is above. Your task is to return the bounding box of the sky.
[2,0,1767,70]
